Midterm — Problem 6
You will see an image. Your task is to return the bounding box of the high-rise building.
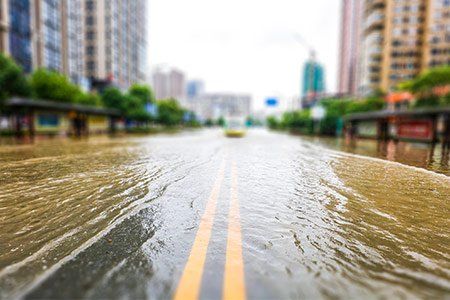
[302,59,326,107]
[0,1,6,54]
[191,93,252,120]
[62,0,85,86]
[1,0,33,73]
[169,70,186,101]
[338,0,363,96]
[1,0,84,81]
[1,0,147,91]
[152,68,186,101]
[359,0,450,95]
[186,80,205,99]
[84,0,147,90]
[32,0,63,72]
[153,70,169,100]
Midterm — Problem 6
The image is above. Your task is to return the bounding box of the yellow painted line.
[174,160,226,300]
[223,162,246,300]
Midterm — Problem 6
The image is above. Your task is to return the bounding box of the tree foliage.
[128,84,155,106]
[266,116,280,129]
[400,66,450,93]
[216,116,225,127]
[31,69,82,103]
[0,53,31,107]
[268,94,386,135]
[0,54,195,127]
[156,99,184,126]
[74,93,102,107]
[101,87,126,112]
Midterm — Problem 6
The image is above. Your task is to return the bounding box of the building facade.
[301,60,326,108]
[62,0,85,86]
[359,0,450,95]
[1,0,33,73]
[152,68,186,102]
[191,93,252,121]
[1,0,147,91]
[84,0,147,90]
[32,0,63,72]
[0,1,6,54]
[186,80,205,99]
[169,70,186,102]
[152,70,169,100]
[338,0,363,96]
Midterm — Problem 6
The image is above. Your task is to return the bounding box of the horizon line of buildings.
[152,67,251,120]
[0,0,147,90]
[338,0,450,98]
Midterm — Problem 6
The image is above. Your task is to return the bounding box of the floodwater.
[0,129,449,299]
[303,135,450,176]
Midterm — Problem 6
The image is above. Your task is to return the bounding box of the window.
[38,114,59,127]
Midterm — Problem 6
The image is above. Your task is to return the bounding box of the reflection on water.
[331,155,450,297]
[304,136,450,176]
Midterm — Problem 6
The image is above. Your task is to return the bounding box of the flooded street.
[0,129,449,299]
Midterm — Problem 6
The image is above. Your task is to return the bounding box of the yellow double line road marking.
[174,160,225,300]
[223,162,246,300]
[174,160,246,300]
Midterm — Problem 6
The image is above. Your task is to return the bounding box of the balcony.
[364,11,384,34]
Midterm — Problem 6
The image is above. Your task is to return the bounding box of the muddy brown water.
[0,129,448,299]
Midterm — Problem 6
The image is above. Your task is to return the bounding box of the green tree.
[204,119,214,127]
[156,99,184,126]
[101,87,126,113]
[266,116,280,129]
[346,96,384,114]
[124,94,151,121]
[400,66,450,93]
[281,110,313,133]
[216,116,225,127]
[129,84,155,104]
[74,93,102,107]
[441,93,450,107]
[413,94,441,108]
[0,53,31,108]
[31,69,81,103]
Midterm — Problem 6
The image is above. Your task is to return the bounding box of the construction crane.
[293,33,316,61]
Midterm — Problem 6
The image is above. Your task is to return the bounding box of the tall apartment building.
[0,0,33,72]
[2,0,147,90]
[359,0,450,95]
[169,70,186,101]
[301,59,326,108]
[1,0,84,81]
[84,0,147,90]
[337,0,363,96]
[62,0,85,86]
[152,68,186,102]
[32,0,63,72]
[186,80,205,99]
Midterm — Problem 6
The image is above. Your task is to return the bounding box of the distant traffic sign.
[266,98,278,107]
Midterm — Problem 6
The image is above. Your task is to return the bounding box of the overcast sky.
[148,0,341,109]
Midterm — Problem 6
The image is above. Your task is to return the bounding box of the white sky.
[148,0,341,110]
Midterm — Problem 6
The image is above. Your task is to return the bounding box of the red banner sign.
[397,120,433,140]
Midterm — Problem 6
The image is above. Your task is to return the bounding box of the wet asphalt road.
[0,129,449,299]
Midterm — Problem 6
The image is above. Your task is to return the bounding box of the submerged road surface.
[0,129,449,299]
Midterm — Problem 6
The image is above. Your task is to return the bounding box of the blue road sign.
[266,98,278,107]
